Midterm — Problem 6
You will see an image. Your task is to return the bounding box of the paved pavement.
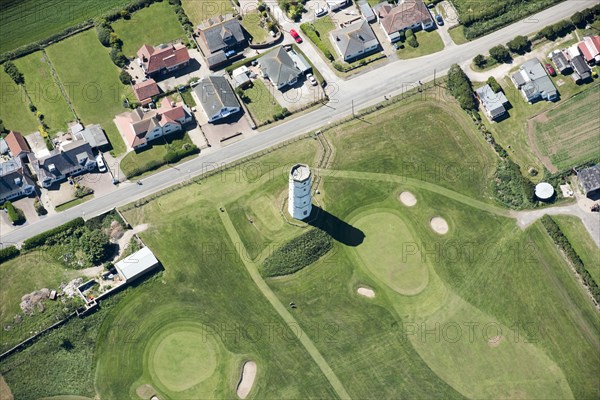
[1,0,597,246]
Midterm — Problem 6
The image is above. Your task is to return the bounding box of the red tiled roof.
[132,79,160,105]
[5,131,30,156]
[137,43,190,75]
[158,98,187,122]
[578,36,600,62]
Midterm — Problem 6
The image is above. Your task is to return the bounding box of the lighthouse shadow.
[306,206,365,247]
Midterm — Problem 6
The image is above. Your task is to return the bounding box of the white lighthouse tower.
[288,163,312,220]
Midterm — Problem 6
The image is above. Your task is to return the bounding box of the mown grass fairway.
[532,84,600,170]
[0,69,39,134]
[112,2,185,57]
[553,215,600,284]
[14,51,75,133]
[45,29,131,155]
[0,0,131,54]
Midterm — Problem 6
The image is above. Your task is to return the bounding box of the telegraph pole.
[352,99,355,117]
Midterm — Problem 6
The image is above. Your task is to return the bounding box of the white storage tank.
[288,163,312,220]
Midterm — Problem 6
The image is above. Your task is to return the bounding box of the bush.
[163,143,198,164]
[486,76,502,93]
[489,44,510,63]
[22,217,85,250]
[4,61,24,84]
[4,201,26,225]
[535,19,574,41]
[34,198,47,215]
[110,47,128,67]
[96,25,112,47]
[473,54,486,68]
[78,228,110,264]
[506,35,531,54]
[494,159,535,209]
[0,246,20,263]
[109,32,122,49]
[262,229,333,277]
[300,23,334,61]
[74,185,94,198]
[119,70,132,85]
[407,36,419,48]
[447,64,476,112]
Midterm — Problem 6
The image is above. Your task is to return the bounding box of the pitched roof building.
[114,98,192,150]
[330,19,380,62]
[193,76,241,123]
[132,79,161,106]
[550,51,571,74]
[570,54,592,82]
[511,59,558,103]
[5,131,31,159]
[375,0,434,42]
[0,157,36,203]
[31,140,97,188]
[475,84,509,120]
[137,43,190,76]
[258,47,304,90]
[577,165,600,199]
[577,35,600,64]
[73,124,109,149]
[197,14,247,70]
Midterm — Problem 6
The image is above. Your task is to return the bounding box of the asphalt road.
[1,0,597,246]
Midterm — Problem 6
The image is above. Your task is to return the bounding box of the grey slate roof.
[259,47,302,89]
[198,14,246,54]
[512,59,557,101]
[35,140,95,183]
[475,85,508,119]
[330,20,379,60]
[578,165,600,195]
[193,76,240,118]
[570,55,591,80]
[74,124,109,149]
[360,2,376,22]
[551,51,570,73]
[0,157,35,202]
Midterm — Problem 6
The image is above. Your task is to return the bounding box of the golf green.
[353,211,429,295]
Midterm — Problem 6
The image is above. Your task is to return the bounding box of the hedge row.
[262,228,333,277]
[124,143,199,178]
[0,246,20,263]
[299,23,334,61]
[541,215,600,303]
[22,217,85,250]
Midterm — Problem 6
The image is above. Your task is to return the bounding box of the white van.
[96,154,107,172]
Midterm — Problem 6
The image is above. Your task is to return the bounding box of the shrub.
[22,217,85,250]
[486,76,502,93]
[119,9,131,19]
[262,229,333,277]
[96,25,112,47]
[407,36,419,48]
[29,103,37,112]
[0,246,20,263]
[447,64,476,112]
[506,35,531,54]
[74,186,94,198]
[109,32,122,49]
[473,54,486,68]
[119,70,132,85]
[110,47,128,67]
[3,61,24,84]
[169,0,181,4]
[493,159,535,209]
[4,201,26,225]
[489,44,510,63]
[78,228,110,264]
[299,23,334,61]
[34,198,48,215]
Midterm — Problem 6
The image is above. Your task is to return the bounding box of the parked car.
[545,63,556,76]
[315,7,327,17]
[96,154,106,172]
[307,73,317,86]
[290,29,302,43]
[225,49,236,58]
[435,14,444,25]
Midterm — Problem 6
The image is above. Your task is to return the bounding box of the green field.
[553,215,600,284]
[533,84,600,170]
[397,30,445,59]
[182,0,233,26]
[45,29,132,155]
[0,69,39,134]
[112,1,186,57]
[242,79,283,125]
[2,93,599,399]
[14,52,75,133]
[0,0,132,54]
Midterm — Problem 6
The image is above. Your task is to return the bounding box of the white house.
[193,75,241,123]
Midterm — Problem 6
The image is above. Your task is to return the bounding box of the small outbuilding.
[577,165,600,199]
[115,247,160,283]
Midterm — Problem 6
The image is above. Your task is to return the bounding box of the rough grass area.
[533,84,600,170]
[0,69,39,134]
[241,79,283,125]
[14,52,75,134]
[0,0,131,54]
[45,29,132,155]
[112,1,186,57]
[553,215,600,285]
[396,30,445,59]
[182,0,232,26]
[242,11,269,44]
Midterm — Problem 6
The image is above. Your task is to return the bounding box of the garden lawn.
[448,25,469,45]
[397,30,445,59]
[553,215,600,285]
[182,0,233,26]
[242,79,283,125]
[0,0,131,54]
[45,29,131,155]
[302,16,337,59]
[0,69,39,134]
[242,11,269,43]
[14,52,75,134]
[112,1,186,57]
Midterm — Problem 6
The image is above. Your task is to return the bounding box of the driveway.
[156,49,206,92]
[200,113,254,148]
[0,196,39,237]
[271,78,324,112]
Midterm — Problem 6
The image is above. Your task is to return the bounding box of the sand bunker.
[237,361,257,399]
[399,191,417,207]
[357,287,375,298]
[487,335,504,348]
[430,217,449,234]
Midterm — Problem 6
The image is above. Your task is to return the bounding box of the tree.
[473,54,486,68]
[119,70,132,85]
[109,32,122,49]
[447,64,476,112]
[506,35,530,54]
[78,228,109,264]
[110,47,128,67]
[3,61,24,85]
[486,76,502,93]
[96,25,112,47]
[489,45,510,63]
[571,11,586,28]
